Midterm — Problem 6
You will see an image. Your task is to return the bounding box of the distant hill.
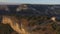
[0,4,60,17]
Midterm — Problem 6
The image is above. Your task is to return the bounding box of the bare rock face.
[1,15,57,34]
[16,4,28,12]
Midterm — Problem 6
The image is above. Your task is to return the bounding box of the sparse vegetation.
[0,5,60,34]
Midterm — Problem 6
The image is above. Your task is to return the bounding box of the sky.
[0,0,60,4]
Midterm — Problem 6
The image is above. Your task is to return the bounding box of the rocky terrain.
[0,4,60,34]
